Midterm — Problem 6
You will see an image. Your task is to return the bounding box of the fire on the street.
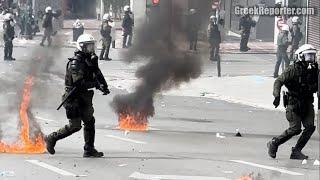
[118,110,148,131]
[0,76,46,154]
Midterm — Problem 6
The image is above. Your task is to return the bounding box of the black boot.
[290,147,308,160]
[44,133,57,155]
[83,147,104,158]
[267,138,279,159]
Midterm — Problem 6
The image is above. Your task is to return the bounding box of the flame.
[237,176,252,180]
[0,76,46,154]
[118,110,148,131]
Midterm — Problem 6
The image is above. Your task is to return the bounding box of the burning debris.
[0,76,45,153]
[111,0,202,131]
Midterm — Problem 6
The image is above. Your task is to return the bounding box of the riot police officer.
[3,13,15,61]
[40,6,53,46]
[239,14,255,52]
[207,15,221,61]
[274,25,290,78]
[187,9,200,51]
[99,14,113,61]
[45,34,110,158]
[289,16,302,61]
[268,44,318,160]
[122,5,134,48]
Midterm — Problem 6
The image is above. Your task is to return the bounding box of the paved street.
[0,42,319,180]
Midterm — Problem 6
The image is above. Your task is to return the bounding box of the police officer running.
[40,6,53,46]
[45,34,110,158]
[268,44,318,160]
[3,13,15,61]
[187,9,200,51]
[122,5,134,48]
[207,15,221,61]
[99,14,113,61]
[274,24,290,78]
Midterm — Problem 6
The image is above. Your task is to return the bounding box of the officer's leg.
[47,33,52,46]
[122,33,127,48]
[45,117,82,155]
[244,33,250,49]
[99,41,106,60]
[283,51,290,68]
[8,41,14,60]
[209,43,214,61]
[128,33,133,47]
[215,45,220,61]
[291,104,315,159]
[267,106,302,158]
[4,41,8,60]
[81,91,103,157]
[40,29,47,46]
[194,33,198,51]
[240,34,245,51]
[104,37,112,60]
[274,50,282,78]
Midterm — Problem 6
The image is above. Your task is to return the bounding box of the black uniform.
[239,15,255,51]
[289,23,302,61]
[40,12,53,46]
[3,20,15,61]
[122,11,134,48]
[187,12,200,51]
[99,21,112,60]
[268,61,318,159]
[45,51,110,157]
[207,22,221,61]
[274,31,290,78]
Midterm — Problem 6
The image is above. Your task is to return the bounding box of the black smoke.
[111,0,202,119]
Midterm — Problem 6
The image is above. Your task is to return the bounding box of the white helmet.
[295,44,317,62]
[45,6,52,13]
[281,24,289,31]
[292,16,299,23]
[190,9,196,14]
[76,34,96,53]
[4,13,13,21]
[124,5,130,12]
[102,13,111,21]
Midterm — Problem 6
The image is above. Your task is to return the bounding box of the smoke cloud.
[111,0,202,118]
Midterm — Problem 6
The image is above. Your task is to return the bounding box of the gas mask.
[303,53,317,69]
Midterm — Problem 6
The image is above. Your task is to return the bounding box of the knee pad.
[66,125,82,133]
[83,117,95,130]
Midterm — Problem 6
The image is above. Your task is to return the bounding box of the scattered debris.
[302,159,307,165]
[206,101,211,104]
[73,164,77,167]
[161,104,166,107]
[313,159,320,166]
[216,133,226,138]
[235,128,242,137]
[118,164,128,167]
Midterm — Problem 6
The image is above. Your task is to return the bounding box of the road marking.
[129,172,229,180]
[35,116,56,122]
[26,160,86,177]
[105,135,147,144]
[230,160,304,176]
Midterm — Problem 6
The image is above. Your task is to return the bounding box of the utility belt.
[65,86,94,93]
[283,91,313,111]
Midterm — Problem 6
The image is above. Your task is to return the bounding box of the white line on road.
[26,160,86,177]
[129,172,229,180]
[105,135,147,144]
[230,160,304,176]
[35,116,56,122]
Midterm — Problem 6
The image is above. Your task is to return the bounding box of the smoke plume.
[111,0,202,118]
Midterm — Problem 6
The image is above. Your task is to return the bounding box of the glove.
[273,96,280,108]
[91,54,98,62]
[98,84,110,95]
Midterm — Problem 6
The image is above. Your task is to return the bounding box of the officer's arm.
[273,66,294,97]
[70,60,97,89]
[95,68,108,88]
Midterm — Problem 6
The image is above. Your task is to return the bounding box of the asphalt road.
[0,47,319,180]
